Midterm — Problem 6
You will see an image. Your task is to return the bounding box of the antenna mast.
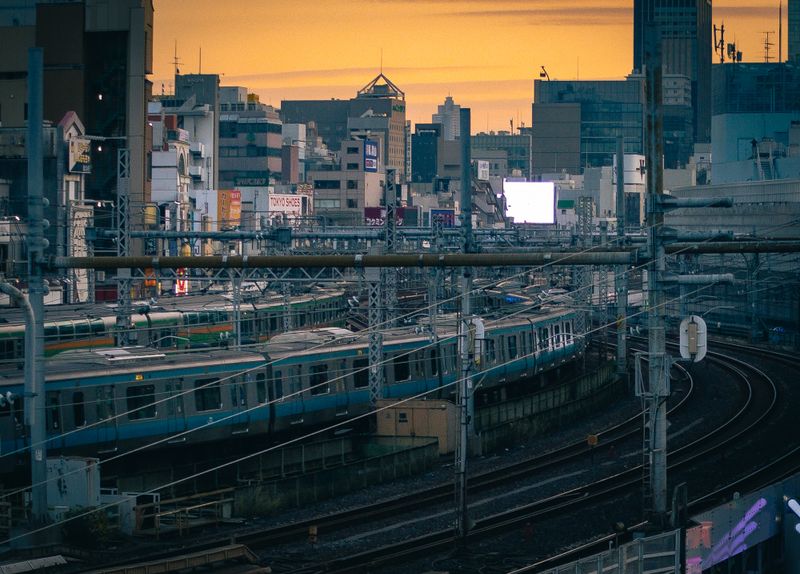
[172,39,183,76]
[762,31,775,62]
[714,24,725,63]
[779,1,783,63]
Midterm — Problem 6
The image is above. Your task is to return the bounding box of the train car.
[263,306,584,435]
[0,289,349,362]
[0,306,583,468]
[0,348,270,467]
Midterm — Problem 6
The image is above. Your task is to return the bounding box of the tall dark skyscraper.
[791,0,800,62]
[633,0,712,144]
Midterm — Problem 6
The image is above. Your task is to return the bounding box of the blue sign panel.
[364,139,379,172]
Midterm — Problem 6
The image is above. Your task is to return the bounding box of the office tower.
[634,0,712,143]
[432,96,461,141]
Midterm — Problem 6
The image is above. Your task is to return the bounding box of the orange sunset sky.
[153,1,787,132]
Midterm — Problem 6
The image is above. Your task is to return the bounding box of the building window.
[347,198,357,208]
[314,199,341,209]
[314,180,341,190]
[346,163,359,170]
[347,180,358,190]
[346,146,359,154]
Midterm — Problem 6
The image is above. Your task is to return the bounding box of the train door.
[230,373,251,436]
[286,364,305,425]
[95,385,119,453]
[334,359,349,416]
[45,391,65,451]
[164,378,187,440]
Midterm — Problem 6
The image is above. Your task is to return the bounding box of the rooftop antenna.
[172,39,182,76]
[199,46,202,74]
[540,65,550,81]
[779,1,783,63]
[380,48,383,74]
[714,23,726,63]
[762,30,775,62]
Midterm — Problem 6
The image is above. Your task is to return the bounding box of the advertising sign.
[364,207,415,227]
[68,137,92,174]
[476,160,490,181]
[430,209,456,228]
[364,139,379,173]
[268,194,303,215]
[174,268,188,296]
[217,189,242,229]
[503,180,556,225]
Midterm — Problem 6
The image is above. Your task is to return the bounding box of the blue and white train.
[0,306,583,467]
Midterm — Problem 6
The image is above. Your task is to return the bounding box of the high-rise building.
[281,73,407,181]
[633,0,712,143]
[432,96,461,141]
[791,0,800,62]
[0,0,153,252]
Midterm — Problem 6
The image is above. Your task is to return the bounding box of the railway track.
[269,346,780,573]
[75,340,794,574]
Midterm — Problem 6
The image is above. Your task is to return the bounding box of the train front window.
[127,385,156,420]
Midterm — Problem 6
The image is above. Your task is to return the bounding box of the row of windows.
[219,121,281,138]
[220,145,282,158]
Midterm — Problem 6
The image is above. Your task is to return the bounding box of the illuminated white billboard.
[503,181,556,224]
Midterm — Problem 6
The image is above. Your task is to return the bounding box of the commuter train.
[0,306,583,467]
[0,289,348,362]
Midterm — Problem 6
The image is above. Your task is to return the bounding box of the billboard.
[364,139,379,172]
[503,180,556,224]
[268,194,304,215]
[364,206,417,227]
[430,208,456,228]
[217,189,242,229]
[68,137,92,174]
[476,160,490,181]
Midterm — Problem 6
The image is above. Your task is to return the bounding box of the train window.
[239,382,248,407]
[72,392,86,427]
[310,364,330,395]
[393,353,410,382]
[485,339,496,364]
[353,358,369,388]
[565,321,573,343]
[0,393,20,420]
[539,327,549,351]
[0,340,18,361]
[96,386,115,420]
[46,391,61,430]
[127,385,156,420]
[165,381,175,416]
[194,379,222,412]
[230,381,238,408]
[269,316,277,332]
[75,321,91,337]
[429,348,439,376]
[60,323,75,340]
[553,324,561,347]
[508,336,518,359]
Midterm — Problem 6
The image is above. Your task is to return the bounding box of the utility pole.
[455,108,474,542]
[615,137,628,383]
[115,148,132,347]
[26,47,48,528]
[643,22,669,525]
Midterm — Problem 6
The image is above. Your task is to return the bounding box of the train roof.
[266,306,577,359]
[0,288,345,328]
[0,346,266,386]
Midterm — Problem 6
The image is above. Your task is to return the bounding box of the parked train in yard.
[0,289,348,362]
[0,305,583,468]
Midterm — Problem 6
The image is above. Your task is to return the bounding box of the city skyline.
[153,0,786,132]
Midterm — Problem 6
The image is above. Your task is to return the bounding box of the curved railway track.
[73,340,796,574]
[270,346,779,573]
